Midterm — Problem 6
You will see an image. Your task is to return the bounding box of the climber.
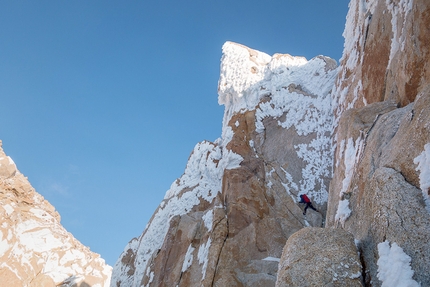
[299,194,318,215]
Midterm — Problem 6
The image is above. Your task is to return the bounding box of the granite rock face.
[111,42,337,287]
[327,0,430,286]
[332,0,430,120]
[276,227,363,287]
[112,0,430,286]
[327,88,430,286]
[0,141,112,287]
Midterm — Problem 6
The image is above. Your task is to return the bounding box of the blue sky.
[0,1,349,266]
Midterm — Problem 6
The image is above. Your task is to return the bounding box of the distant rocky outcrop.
[111,42,337,287]
[0,141,112,287]
[112,0,430,286]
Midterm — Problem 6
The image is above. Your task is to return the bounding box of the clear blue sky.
[0,1,349,266]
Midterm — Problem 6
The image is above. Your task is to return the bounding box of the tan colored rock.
[332,0,430,125]
[276,227,363,287]
[111,42,336,287]
[328,0,430,285]
[327,89,430,286]
[0,141,112,287]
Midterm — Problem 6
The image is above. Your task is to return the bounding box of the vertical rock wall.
[332,0,430,123]
[327,0,430,286]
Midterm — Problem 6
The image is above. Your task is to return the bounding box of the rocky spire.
[111,42,337,287]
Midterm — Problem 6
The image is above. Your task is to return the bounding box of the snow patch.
[181,245,195,272]
[335,199,352,227]
[295,135,332,204]
[377,241,419,287]
[335,137,364,226]
[29,208,50,220]
[202,210,213,232]
[3,204,14,216]
[197,238,211,280]
[218,42,272,128]
[0,230,10,258]
[385,0,413,67]
[280,166,299,203]
[18,227,64,253]
[341,0,361,70]
[413,143,430,213]
[221,126,235,147]
[262,257,280,262]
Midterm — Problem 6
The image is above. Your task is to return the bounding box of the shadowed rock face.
[327,0,430,286]
[0,141,112,287]
[276,227,363,287]
[111,42,337,287]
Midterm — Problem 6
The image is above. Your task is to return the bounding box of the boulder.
[276,227,363,287]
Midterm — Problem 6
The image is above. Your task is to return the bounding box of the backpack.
[300,194,310,203]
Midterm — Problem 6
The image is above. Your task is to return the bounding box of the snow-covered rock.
[111,41,337,287]
[112,0,430,285]
[0,141,112,287]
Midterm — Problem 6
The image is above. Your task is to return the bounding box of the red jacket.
[300,194,310,203]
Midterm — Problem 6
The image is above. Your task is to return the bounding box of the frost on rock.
[181,245,195,273]
[112,137,243,286]
[385,0,413,67]
[335,199,352,227]
[413,143,430,213]
[255,56,336,204]
[202,210,213,232]
[332,0,414,127]
[331,0,375,127]
[335,137,364,226]
[218,41,272,125]
[197,238,211,280]
[218,42,337,205]
[377,241,419,287]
